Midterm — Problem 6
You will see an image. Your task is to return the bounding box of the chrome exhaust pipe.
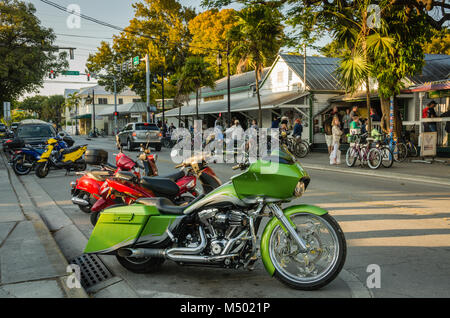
[71,197,89,206]
[117,226,237,263]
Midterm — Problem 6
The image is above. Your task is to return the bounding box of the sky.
[26,0,331,98]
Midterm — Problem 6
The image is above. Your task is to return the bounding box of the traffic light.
[87,73,90,81]
[49,70,55,79]
[114,111,119,117]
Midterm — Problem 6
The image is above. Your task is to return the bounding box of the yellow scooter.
[35,137,88,178]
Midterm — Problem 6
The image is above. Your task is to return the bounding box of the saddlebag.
[84,204,159,254]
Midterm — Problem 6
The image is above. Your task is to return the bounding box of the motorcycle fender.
[77,176,101,197]
[84,204,160,255]
[260,204,328,276]
[38,145,53,162]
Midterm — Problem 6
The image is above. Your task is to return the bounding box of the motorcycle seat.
[61,145,87,155]
[140,177,180,197]
[87,170,114,181]
[159,170,185,182]
[136,194,205,215]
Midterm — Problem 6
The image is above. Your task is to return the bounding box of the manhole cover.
[69,254,113,289]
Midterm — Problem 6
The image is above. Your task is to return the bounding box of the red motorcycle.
[89,153,222,226]
[70,150,144,213]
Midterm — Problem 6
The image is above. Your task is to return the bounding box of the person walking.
[330,117,343,165]
[250,119,258,130]
[324,115,333,154]
[343,108,351,136]
[293,118,303,138]
[427,101,438,132]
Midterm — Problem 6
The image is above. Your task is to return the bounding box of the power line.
[39,0,225,54]
[55,33,114,40]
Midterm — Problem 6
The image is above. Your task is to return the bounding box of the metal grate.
[69,254,113,289]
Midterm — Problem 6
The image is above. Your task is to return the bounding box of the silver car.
[117,122,162,151]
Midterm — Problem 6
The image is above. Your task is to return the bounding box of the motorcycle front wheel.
[35,162,50,178]
[267,213,346,290]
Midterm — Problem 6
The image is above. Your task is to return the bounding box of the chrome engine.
[197,209,250,260]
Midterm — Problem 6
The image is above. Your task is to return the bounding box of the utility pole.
[145,54,152,123]
[114,76,118,135]
[162,70,165,129]
[226,41,231,128]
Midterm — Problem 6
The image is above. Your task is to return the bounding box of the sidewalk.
[0,150,88,298]
[299,152,450,187]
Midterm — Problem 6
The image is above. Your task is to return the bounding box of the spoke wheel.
[394,143,407,162]
[367,148,382,169]
[380,146,394,168]
[345,147,357,167]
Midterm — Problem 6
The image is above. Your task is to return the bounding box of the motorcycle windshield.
[231,150,309,200]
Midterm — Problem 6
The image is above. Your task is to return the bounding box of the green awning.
[71,114,91,119]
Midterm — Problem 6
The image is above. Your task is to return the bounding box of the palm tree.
[66,92,81,135]
[227,3,285,128]
[176,56,216,121]
[331,1,394,133]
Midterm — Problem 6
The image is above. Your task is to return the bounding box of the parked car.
[10,122,20,133]
[117,122,162,151]
[0,124,7,139]
[15,120,57,147]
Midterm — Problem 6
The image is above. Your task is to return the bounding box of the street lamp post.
[216,45,231,128]
[87,90,97,137]
[75,103,79,135]
[226,42,231,128]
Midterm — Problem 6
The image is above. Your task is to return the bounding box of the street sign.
[3,102,11,121]
[62,71,80,76]
[133,56,140,66]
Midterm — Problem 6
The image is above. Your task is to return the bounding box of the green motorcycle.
[84,145,346,290]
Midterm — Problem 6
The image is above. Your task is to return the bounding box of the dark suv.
[16,120,57,147]
[0,124,7,139]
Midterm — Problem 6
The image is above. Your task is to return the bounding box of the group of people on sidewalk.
[324,106,371,165]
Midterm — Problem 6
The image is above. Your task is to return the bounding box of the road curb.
[302,163,450,187]
[0,150,89,298]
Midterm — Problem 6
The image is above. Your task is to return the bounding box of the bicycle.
[345,133,382,169]
[381,134,407,162]
[400,131,418,157]
[368,129,394,168]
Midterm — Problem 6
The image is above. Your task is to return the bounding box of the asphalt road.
[17,136,450,298]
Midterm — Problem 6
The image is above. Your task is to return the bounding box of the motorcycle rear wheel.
[116,254,165,273]
[13,157,32,175]
[35,162,49,178]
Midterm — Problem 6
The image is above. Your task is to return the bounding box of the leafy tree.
[227,3,285,127]
[176,56,216,119]
[86,0,195,101]
[44,95,66,126]
[288,0,437,137]
[19,95,48,119]
[423,28,450,55]
[0,0,68,117]
[188,9,239,78]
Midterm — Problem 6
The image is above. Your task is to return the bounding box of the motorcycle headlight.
[294,181,306,198]
[186,179,196,189]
